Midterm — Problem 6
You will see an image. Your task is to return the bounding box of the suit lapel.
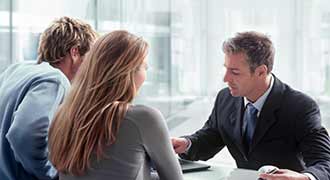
[249,76,284,152]
[227,97,247,157]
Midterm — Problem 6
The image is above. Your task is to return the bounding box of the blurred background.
[1,0,330,137]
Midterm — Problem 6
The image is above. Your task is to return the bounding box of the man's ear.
[70,47,80,61]
[256,65,268,77]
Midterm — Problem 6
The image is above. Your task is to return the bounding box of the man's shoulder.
[1,62,70,93]
[3,62,55,77]
[216,87,237,101]
[18,62,68,85]
[218,87,231,96]
[275,79,317,108]
[29,62,68,83]
[212,88,241,111]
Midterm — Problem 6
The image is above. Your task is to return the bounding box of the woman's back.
[59,105,183,180]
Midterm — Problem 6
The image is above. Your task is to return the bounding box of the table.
[183,163,260,180]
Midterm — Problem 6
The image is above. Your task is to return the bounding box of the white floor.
[168,97,236,167]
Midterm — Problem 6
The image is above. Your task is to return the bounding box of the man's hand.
[171,137,189,154]
[259,169,310,180]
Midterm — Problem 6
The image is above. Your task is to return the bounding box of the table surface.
[183,163,260,180]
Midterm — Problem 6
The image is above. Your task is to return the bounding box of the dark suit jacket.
[180,76,330,180]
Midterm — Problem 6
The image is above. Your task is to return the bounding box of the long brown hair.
[49,30,149,175]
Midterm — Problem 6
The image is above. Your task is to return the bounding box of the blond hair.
[49,30,148,175]
[37,16,97,64]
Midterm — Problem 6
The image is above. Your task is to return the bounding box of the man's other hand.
[171,137,189,154]
[259,169,310,180]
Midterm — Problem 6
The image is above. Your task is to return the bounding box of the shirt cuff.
[303,173,316,180]
[184,138,192,153]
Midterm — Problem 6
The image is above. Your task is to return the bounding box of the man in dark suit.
[172,31,330,180]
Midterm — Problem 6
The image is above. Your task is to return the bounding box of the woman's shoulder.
[126,104,166,128]
[128,105,162,119]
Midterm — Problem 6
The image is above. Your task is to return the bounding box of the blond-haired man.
[0,17,97,180]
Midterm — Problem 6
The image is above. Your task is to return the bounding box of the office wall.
[0,0,10,70]
[0,0,207,118]
[0,0,330,128]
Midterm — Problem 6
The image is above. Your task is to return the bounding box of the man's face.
[223,53,259,99]
[71,54,84,77]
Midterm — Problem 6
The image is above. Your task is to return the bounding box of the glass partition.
[1,0,330,129]
[0,0,10,71]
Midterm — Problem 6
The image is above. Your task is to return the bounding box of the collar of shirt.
[244,74,274,116]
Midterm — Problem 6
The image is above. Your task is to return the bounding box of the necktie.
[243,103,258,148]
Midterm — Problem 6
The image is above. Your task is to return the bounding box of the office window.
[2,0,329,129]
[1,0,206,118]
[119,0,175,116]
[96,0,121,32]
[104,0,207,117]
[298,0,330,128]
[11,0,95,62]
[0,0,10,71]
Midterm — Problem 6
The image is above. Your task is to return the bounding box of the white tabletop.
[183,163,260,180]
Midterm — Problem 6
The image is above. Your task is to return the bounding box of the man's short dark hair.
[222,31,275,73]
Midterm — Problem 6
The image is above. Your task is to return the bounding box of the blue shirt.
[0,62,70,180]
[243,75,274,115]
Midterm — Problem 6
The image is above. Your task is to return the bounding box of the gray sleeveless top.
[59,105,183,180]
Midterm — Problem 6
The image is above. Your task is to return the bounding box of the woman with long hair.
[48,30,183,180]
